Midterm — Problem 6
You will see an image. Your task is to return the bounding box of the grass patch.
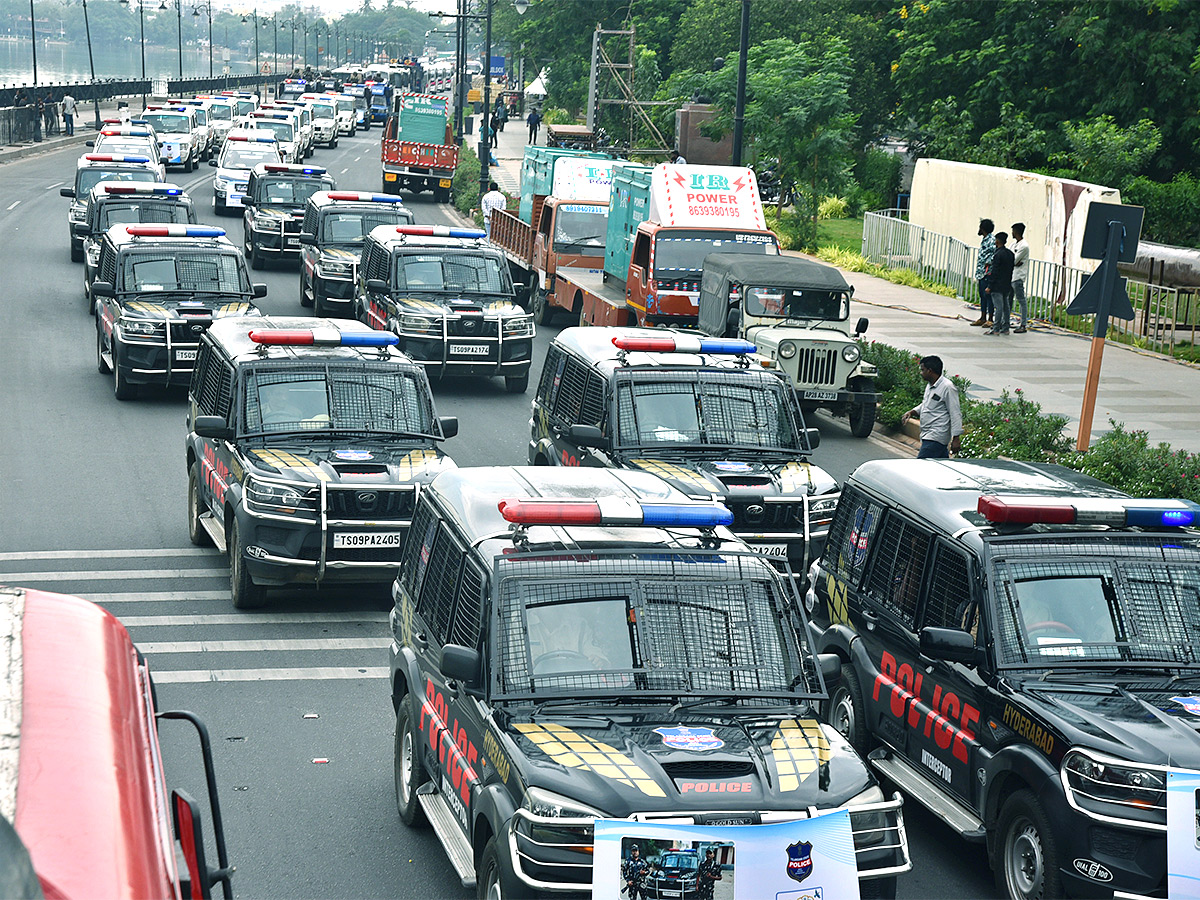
[815,247,958,297]
[815,217,863,254]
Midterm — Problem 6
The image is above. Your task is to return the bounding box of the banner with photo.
[1168,769,1200,899]
[593,812,861,900]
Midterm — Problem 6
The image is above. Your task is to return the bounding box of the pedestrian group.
[971,218,1029,334]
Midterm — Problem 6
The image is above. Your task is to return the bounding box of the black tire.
[434,185,451,203]
[394,698,428,826]
[250,241,264,270]
[71,240,84,263]
[505,372,529,394]
[229,518,267,610]
[213,195,223,216]
[188,463,212,547]
[112,337,136,400]
[300,271,314,308]
[827,665,870,755]
[849,378,877,438]
[859,876,898,899]
[532,287,554,326]
[96,325,110,374]
[349,125,356,137]
[329,138,338,148]
[477,833,534,900]
[995,790,1063,900]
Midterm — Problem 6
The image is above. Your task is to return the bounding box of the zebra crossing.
[0,547,394,684]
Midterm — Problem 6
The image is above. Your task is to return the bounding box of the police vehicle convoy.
[141,105,205,171]
[299,191,415,317]
[93,225,266,400]
[185,318,458,609]
[356,224,535,393]
[62,153,162,261]
[77,182,196,310]
[530,327,840,579]
[389,465,910,898]
[806,458,1200,900]
[240,163,336,270]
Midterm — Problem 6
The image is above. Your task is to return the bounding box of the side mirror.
[440,643,480,686]
[252,283,268,298]
[919,626,977,665]
[241,197,255,208]
[73,223,91,237]
[208,158,218,167]
[366,278,390,294]
[818,653,841,682]
[60,187,75,198]
[803,427,821,451]
[299,231,316,246]
[90,281,115,298]
[725,306,740,339]
[855,317,869,336]
[85,140,95,147]
[438,416,459,439]
[567,424,609,450]
[194,415,234,441]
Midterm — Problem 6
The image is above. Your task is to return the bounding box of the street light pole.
[82,0,101,128]
[478,0,493,201]
[29,0,38,90]
[193,3,213,79]
[731,0,750,166]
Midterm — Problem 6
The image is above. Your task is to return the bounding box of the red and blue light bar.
[497,498,734,529]
[395,225,486,239]
[978,495,1200,528]
[249,328,399,348]
[263,164,326,175]
[227,135,276,143]
[84,154,151,163]
[612,334,757,355]
[104,184,183,196]
[326,191,403,204]
[124,225,225,238]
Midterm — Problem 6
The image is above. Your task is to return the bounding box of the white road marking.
[3,567,224,582]
[123,612,388,626]
[84,591,229,603]
[152,666,389,683]
[354,156,361,161]
[6,201,19,211]
[46,181,65,189]
[0,547,218,562]
[138,637,391,653]
[340,167,348,173]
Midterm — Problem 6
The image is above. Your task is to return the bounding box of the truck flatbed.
[556,265,630,327]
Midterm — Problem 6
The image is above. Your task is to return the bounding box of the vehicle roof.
[76,155,159,171]
[554,325,780,380]
[87,181,188,201]
[103,225,234,251]
[702,253,852,292]
[848,458,1133,539]
[369,225,494,253]
[249,163,330,178]
[206,315,418,366]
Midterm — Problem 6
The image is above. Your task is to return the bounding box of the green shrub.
[852,148,902,210]
[1060,421,1200,502]
[814,247,958,297]
[541,107,572,125]
[861,341,971,428]
[959,389,1071,462]
[817,196,849,220]
[1121,173,1200,248]
[452,144,481,215]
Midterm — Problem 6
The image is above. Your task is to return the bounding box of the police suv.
[92,224,266,400]
[186,318,459,609]
[78,182,196,310]
[209,131,282,215]
[62,153,161,261]
[247,109,301,164]
[357,225,534,393]
[806,458,1200,899]
[140,106,204,171]
[530,327,840,579]
[300,94,340,148]
[299,191,415,317]
[240,163,335,270]
[388,465,910,898]
[88,124,167,178]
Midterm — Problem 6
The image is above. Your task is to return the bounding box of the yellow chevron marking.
[514,723,665,797]
[771,718,831,792]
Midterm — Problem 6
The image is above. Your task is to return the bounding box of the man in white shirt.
[62,92,77,136]
[901,355,963,459]
[480,181,505,237]
[1010,222,1030,332]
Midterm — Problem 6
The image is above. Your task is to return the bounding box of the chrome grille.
[794,347,839,386]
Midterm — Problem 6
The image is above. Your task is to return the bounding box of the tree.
[1057,115,1162,188]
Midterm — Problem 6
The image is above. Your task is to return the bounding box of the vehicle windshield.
[552,204,607,254]
[321,208,414,244]
[121,250,247,294]
[233,99,255,117]
[655,230,778,278]
[141,113,191,134]
[336,99,356,115]
[988,535,1200,668]
[98,200,191,230]
[78,168,157,195]
[253,120,295,142]
[209,104,232,121]
[744,285,848,320]
[95,137,158,159]
[255,177,334,206]
[221,145,279,168]
[493,551,816,700]
[615,370,801,450]
[311,103,335,119]
[191,108,207,125]
[659,854,698,872]
[393,252,508,293]
[241,364,434,436]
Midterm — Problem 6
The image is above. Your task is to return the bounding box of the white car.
[328,93,358,136]
[209,130,283,214]
[266,103,314,158]
[247,111,300,164]
[90,126,167,179]
[201,96,238,147]
[141,106,203,171]
[301,95,339,148]
[180,98,217,159]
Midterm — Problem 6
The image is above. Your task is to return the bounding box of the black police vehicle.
[62,153,161,261]
[389,465,910,898]
[186,317,458,609]
[357,225,534,393]
[530,327,839,577]
[241,163,335,270]
[93,224,266,400]
[299,190,415,318]
[805,458,1200,900]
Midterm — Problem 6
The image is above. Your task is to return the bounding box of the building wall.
[675,104,734,166]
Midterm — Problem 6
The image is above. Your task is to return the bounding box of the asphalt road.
[0,133,996,899]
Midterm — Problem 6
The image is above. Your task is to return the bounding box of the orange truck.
[487,149,616,324]
[380,92,459,203]
[551,163,781,328]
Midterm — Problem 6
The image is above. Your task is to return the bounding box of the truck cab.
[380,92,458,202]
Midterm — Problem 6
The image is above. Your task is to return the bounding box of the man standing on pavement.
[62,91,77,136]
[902,355,963,459]
[481,181,505,237]
[526,107,541,144]
[1010,222,1030,332]
[970,219,995,328]
[986,232,1015,335]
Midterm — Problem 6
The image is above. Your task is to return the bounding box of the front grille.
[169,319,212,342]
[662,760,755,779]
[326,487,416,521]
[726,500,806,530]
[1089,826,1143,860]
[794,347,839,386]
[447,316,498,337]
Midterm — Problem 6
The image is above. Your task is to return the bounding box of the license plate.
[384,173,397,182]
[748,542,789,559]
[449,343,489,356]
[285,237,299,248]
[333,532,404,548]
[803,388,838,401]
[229,194,245,206]
[439,178,453,188]
[175,349,197,361]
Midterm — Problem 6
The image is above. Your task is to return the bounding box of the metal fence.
[0,75,275,110]
[862,209,1199,356]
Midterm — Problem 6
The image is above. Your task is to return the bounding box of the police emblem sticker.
[786,840,814,884]
[653,726,724,751]
[847,507,875,568]
[333,449,373,461]
[1170,696,1200,716]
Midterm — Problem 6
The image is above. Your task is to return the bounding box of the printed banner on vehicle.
[593,811,861,900]
[649,164,766,231]
[1168,769,1200,899]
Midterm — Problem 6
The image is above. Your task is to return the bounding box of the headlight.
[318,258,353,278]
[213,176,229,190]
[253,213,279,229]
[85,243,101,266]
[118,317,164,337]
[809,494,839,522]
[244,475,318,518]
[69,206,86,223]
[842,344,862,364]
[502,315,534,337]
[846,783,888,849]
[399,313,441,335]
[778,341,797,359]
[521,786,604,820]
[1062,749,1167,826]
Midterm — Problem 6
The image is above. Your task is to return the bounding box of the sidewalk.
[477,112,1200,454]
[0,99,136,165]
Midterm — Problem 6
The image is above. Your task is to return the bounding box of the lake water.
[1,37,267,86]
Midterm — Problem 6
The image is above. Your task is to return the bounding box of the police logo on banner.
[1169,696,1200,716]
[653,726,724,751]
[786,840,814,883]
[848,508,874,568]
